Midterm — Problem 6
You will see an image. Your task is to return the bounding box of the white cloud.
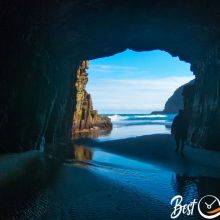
[90,64,137,71]
[87,76,194,113]
[89,64,150,74]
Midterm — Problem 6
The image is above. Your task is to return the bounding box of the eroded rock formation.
[72,61,112,135]
[0,1,220,151]
[151,80,195,114]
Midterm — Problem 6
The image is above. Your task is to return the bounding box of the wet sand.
[0,134,220,219]
[76,134,220,178]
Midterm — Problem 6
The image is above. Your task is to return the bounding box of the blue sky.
[87,50,194,114]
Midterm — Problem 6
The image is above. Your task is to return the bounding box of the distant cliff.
[151,80,194,114]
[72,61,112,135]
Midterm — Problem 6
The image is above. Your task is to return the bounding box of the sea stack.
[72,61,112,136]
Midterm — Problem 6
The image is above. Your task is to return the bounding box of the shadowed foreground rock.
[72,61,112,136]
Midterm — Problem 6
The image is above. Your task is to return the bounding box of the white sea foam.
[108,114,175,128]
[143,114,167,118]
[109,114,128,122]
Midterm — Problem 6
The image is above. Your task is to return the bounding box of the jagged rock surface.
[0,1,220,151]
[72,61,112,134]
[151,80,195,114]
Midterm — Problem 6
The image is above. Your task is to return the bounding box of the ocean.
[98,113,176,141]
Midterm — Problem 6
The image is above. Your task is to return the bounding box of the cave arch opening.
[73,49,195,141]
[1,1,219,152]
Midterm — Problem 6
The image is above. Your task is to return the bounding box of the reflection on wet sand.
[172,174,199,204]
[72,129,112,139]
[74,145,93,161]
[173,173,220,199]
[1,145,220,220]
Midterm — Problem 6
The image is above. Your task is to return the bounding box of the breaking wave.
[107,114,175,126]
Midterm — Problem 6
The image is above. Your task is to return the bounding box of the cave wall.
[0,1,79,152]
[0,43,77,152]
[0,0,220,151]
[184,60,220,150]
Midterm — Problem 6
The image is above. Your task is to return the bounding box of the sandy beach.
[76,134,220,178]
[1,134,220,219]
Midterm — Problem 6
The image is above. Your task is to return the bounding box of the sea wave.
[107,113,175,126]
[109,114,129,122]
[139,114,167,118]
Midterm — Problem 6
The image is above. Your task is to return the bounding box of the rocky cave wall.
[0,0,219,152]
[183,63,220,149]
[72,60,112,134]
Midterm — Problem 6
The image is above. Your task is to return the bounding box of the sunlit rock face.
[72,61,112,134]
[0,0,219,151]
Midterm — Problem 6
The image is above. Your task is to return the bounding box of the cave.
[1,0,220,152]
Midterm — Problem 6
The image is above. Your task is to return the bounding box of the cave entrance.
[73,49,194,141]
